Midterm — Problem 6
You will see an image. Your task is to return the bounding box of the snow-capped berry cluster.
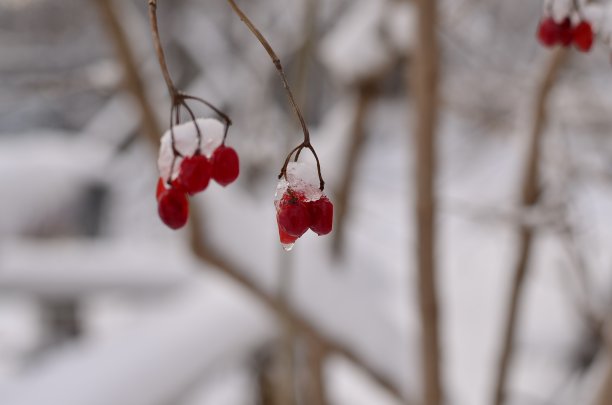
[156,118,239,230]
[537,17,594,51]
[275,162,333,251]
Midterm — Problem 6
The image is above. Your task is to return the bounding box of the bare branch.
[491,48,567,405]
[411,0,443,403]
[148,0,177,98]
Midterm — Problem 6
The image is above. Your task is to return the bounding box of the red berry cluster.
[537,17,593,52]
[276,189,333,249]
[157,145,239,229]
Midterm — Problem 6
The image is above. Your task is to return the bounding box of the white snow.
[157,118,225,181]
[0,275,275,405]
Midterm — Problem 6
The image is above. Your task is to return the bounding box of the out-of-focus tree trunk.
[332,82,377,258]
[410,0,443,403]
[491,48,567,405]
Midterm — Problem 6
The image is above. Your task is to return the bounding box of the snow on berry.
[157,118,225,182]
[274,162,333,251]
[543,0,572,24]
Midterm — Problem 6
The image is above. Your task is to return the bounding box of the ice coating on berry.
[277,223,298,251]
[276,192,311,238]
[158,118,224,181]
[157,188,189,230]
[274,162,323,203]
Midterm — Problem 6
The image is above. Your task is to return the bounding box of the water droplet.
[282,243,295,252]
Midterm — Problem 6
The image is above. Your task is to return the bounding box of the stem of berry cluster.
[225,0,325,191]
[148,0,177,99]
[148,0,232,183]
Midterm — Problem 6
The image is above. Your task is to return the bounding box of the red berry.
[278,223,298,245]
[156,177,167,201]
[212,145,240,187]
[558,18,573,46]
[276,191,310,238]
[158,188,189,229]
[573,21,594,52]
[537,17,559,47]
[176,154,212,194]
[308,196,333,236]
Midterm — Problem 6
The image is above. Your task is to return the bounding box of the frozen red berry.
[212,145,239,187]
[308,196,333,236]
[278,223,298,245]
[558,18,573,46]
[158,188,189,229]
[573,21,594,52]
[537,17,559,47]
[176,154,212,195]
[276,191,310,238]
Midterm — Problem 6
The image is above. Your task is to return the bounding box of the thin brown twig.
[411,0,443,403]
[148,0,177,98]
[99,1,408,402]
[225,0,325,190]
[491,48,567,405]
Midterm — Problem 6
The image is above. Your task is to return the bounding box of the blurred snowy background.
[1,0,612,404]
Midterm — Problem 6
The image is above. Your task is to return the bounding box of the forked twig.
[225,0,325,190]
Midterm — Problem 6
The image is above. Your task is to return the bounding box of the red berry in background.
[176,154,212,194]
[308,196,333,236]
[156,177,167,201]
[158,188,189,230]
[558,18,573,46]
[277,192,311,238]
[212,145,240,187]
[573,21,594,52]
[277,223,298,245]
[537,17,559,47]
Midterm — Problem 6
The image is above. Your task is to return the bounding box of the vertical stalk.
[491,48,567,405]
[411,0,443,403]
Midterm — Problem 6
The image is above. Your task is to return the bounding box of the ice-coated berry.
[212,145,240,187]
[573,21,594,52]
[537,17,559,47]
[158,188,189,229]
[308,196,333,236]
[558,18,573,46]
[277,192,310,238]
[278,223,298,245]
[176,154,212,194]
